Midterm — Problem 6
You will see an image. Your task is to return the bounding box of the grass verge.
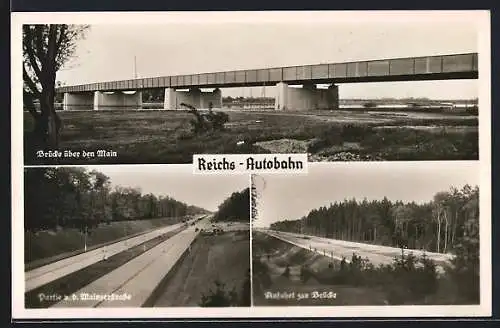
[25,217,183,266]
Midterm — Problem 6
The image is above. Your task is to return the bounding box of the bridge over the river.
[56,52,478,111]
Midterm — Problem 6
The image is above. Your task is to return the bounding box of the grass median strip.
[25,225,186,308]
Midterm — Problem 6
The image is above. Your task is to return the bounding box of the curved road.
[260,229,454,270]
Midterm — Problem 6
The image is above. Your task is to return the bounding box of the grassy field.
[24,108,478,164]
[25,217,183,267]
[151,230,250,307]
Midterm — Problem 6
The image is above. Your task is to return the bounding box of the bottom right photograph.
[251,162,480,306]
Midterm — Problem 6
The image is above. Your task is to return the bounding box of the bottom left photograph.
[23,165,250,308]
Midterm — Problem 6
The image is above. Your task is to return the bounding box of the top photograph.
[17,11,485,165]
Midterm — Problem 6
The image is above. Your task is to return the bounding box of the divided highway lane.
[51,217,213,308]
[209,221,250,232]
[25,217,201,292]
[261,229,454,270]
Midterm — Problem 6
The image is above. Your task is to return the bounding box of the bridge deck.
[57,53,478,93]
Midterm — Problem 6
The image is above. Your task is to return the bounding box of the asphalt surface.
[259,229,454,269]
[204,221,250,232]
[25,216,204,293]
[51,217,213,308]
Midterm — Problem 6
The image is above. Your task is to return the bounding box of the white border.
[249,173,254,306]
[9,10,489,24]
[11,10,491,319]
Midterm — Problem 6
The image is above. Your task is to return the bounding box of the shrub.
[211,111,229,130]
[347,253,371,286]
[306,127,343,153]
[309,251,439,304]
[199,280,239,307]
[445,213,480,303]
[239,269,251,306]
[183,102,229,135]
[300,265,312,283]
[252,258,272,288]
[282,265,291,278]
[383,251,439,304]
[341,124,373,142]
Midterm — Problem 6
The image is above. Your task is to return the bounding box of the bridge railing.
[56,53,478,94]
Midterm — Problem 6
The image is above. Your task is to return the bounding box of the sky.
[55,11,480,99]
[85,165,249,212]
[253,162,480,228]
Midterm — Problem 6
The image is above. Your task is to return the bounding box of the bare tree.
[433,191,450,253]
[23,24,89,149]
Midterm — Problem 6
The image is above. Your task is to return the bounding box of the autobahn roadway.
[51,216,214,307]
[25,215,205,293]
[258,229,454,270]
[206,221,250,232]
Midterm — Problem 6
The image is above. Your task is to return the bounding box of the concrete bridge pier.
[93,91,142,111]
[275,82,339,111]
[164,88,200,110]
[164,88,176,110]
[63,92,94,110]
[163,87,223,110]
[200,88,222,110]
[177,88,202,109]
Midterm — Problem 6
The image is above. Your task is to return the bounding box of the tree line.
[223,96,274,103]
[24,167,208,232]
[269,185,479,254]
[213,188,250,222]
